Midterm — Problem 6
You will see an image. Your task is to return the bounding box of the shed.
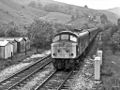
[0,38,17,54]
[0,40,13,59]
[24,37,30,50]
[7,39,17,54]
[15,37,26,53]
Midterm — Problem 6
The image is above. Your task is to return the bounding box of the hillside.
[13,0,63,6]
[0,0,47,25]
[98,10,119,24]
[0,0,119,27]
[14,0,119,24]
[108,7,120,17]
[39,12,72,24]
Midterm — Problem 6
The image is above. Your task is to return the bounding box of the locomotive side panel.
[87,27,99,40]
[77,30,90,56]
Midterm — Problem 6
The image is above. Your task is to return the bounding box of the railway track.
[0,54,51,90]
[34,70,73,90]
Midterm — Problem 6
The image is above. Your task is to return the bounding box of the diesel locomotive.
[51,27,100,70]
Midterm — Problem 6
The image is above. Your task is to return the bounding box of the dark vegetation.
[101,18,120,54]
[98,18,120,89]
[0,19,74,51]
[27,19,75,51]
[0,22,27,37]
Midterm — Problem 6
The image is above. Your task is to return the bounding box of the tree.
[84,5,88,8]
[0,29,5,37]
[6,28,21,37]
[117,18,120,26]
[110,31,120,54]
[100,14,108,24]
[28,20,55,51]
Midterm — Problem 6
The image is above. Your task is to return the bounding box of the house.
[0,40,13,59]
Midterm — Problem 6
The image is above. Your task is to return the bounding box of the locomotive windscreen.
[53,33,78,42]
[70,35,77,42]
[61,34,69,40]
[53,35,60,42]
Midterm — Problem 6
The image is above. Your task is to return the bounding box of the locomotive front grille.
[51,43,77,59]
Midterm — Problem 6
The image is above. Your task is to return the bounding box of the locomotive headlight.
[66,49,69,53]
[53,53,56,56]
[58,49,60,53]
[70,53,74,56]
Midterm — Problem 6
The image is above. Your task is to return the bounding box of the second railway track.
[0,55,51,90]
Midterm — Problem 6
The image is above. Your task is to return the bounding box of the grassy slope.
[0,0,47,25]
[40,12,72,24]
[98,10,119,24]
[0,0,119,26]
[108,7,120,17]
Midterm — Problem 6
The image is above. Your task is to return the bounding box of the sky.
[54,0,120,9]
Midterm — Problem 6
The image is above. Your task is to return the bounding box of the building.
[8,39,17,54]
[0,38,18,54]
[0,40,13,59]
[24,37,30,51]
[15,37,26,53]
[0,37,31,54]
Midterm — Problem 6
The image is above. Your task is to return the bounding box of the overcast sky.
[54,0,120,9]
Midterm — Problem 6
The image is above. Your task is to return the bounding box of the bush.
[27,20,56,50]
[110,31,120,53]
[27,19,75,50]
[6,27,21,37]
[0,22,26,37]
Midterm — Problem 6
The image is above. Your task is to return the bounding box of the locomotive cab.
[51,31,78,59]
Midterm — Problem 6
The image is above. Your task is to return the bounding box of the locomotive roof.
[55,30,79,37]
[55,27,98,37]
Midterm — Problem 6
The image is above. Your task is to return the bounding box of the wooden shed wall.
[12,41,17,54]
[0,47,5,59]
[20,39,25,52]
[17,39,25,53]
[5,43,13,59]
[25,40,30,50]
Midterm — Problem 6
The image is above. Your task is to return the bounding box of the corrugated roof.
[0,38,15,41]
[15,37,24,42]
[0,38,17,44]
[0,37,28,42]
[0,40,9,46]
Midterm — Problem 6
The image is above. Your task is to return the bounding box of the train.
[51,27,100,70]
